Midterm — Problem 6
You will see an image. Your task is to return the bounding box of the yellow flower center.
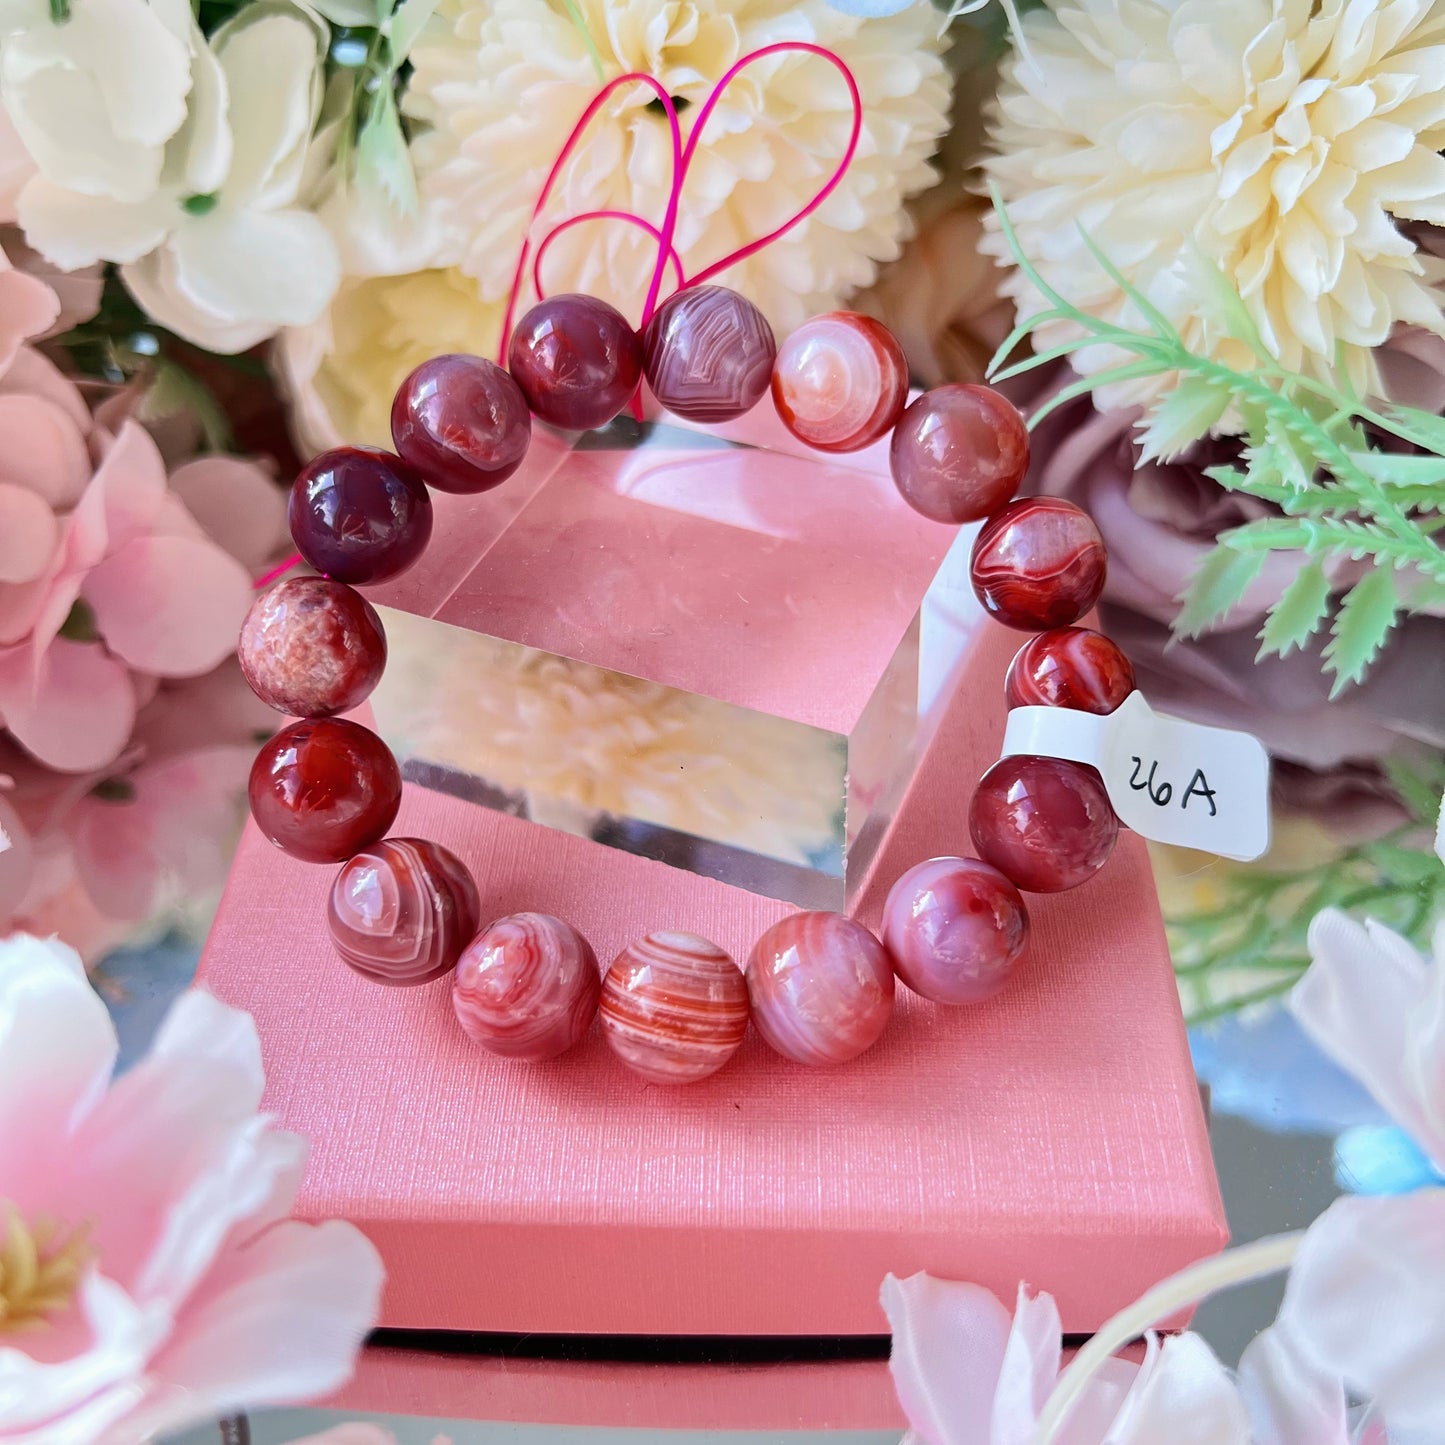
[0,1203,91,1333]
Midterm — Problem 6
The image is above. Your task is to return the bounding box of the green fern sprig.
[986,187,1445,695]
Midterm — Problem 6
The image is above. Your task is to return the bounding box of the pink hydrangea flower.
[0,932,384,1443]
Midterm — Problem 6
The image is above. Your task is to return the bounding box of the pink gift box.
[199,406,1225,1337]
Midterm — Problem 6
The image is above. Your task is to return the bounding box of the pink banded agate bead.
[1005,626,1135,715]
[970,756,1118,894]
[881,857,1028,1005]
[327,837,481,985]
[970,497,1107,631]
[746,912,894,1066]
[600,931,749,1084]
[770,311,908,453]
[239,577,387,718]
[453,912,601,1061]
[642,285,777,423]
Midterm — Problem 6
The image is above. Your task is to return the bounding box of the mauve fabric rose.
[1006,323,1445,834]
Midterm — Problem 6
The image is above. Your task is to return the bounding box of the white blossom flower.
[401,0,952,336]
[14,0,339,352]
[981,0,1445,410]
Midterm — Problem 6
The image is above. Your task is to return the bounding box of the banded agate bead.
[239,578,387,718]
[969,756,1118,894]
[600,931,749,1084]
[248,717,401,864]
[507,294,642,431]
[889,384,1029,524]
[770,311,908,452]
[970,497,1107,631]
[453,912,601,1061]
[328,838,480,986]
[746,912,894,1066]
[880,857,1029,1005]
[642,285,776,422]
[391,353,531,493]
[289,446,433,585]
[1005,626,1135,715]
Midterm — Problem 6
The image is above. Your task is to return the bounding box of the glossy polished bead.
[600,930,749,1084]
[289,446,433,585]
[328,838,480,986]
[770,311,908,452]
[969,756,1118,894]
[239,578,387,718]
[970,497,1107,631]
[642,285,776,423]
[890,384,1029,524]
[248,717,401,864]
[507,294,643,431]
[881,857,1029,1005]
[391,353,531,494]
[746,912,893,1066]
[1005,626,1135,715]
[453,912,600,1061]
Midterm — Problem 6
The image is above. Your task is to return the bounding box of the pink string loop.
[254,552,302,589]
[533,211,687,304]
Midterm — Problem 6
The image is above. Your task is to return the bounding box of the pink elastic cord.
[254,552,302,589]
[533,211,687,304]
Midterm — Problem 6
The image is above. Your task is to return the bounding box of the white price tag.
[1000,692,1271,861]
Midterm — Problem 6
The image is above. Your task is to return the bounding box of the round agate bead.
[642,285,776,423]
[969,756,1118,894]
[453,912,601,1061]
[890,385,1030,524]
[248,718,402,864]
[770,311,908,452]
[507,294,642,431]
[239,578,387,718]
[1005,626,1135,715]
[328,838,480,986]
[970,497,1107,631]
[600,930,749,1084]
[881,857,1028,1006]
[391,353,531,494]
[746,912,894,1067]
[289,446,433,585]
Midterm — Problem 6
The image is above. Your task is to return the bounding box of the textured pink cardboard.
[199,603,1226,1335]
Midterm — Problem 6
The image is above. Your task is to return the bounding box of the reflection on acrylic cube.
[365,407,984,909]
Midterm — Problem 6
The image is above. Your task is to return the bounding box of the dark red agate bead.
[890,384,1030,524]
[248,717,402,864]
[642,284,777,422]
[969,755,1118,894]
[507,293,643,431]
[970,497,1107,631]
[239,578,387,718]
[328,838,480,986]
[289,446,433,585]
[391,354,531,494]
[1005,626,1135,715]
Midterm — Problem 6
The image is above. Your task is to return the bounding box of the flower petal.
[1237,1326,1350,1445]
[82,532,252,677]
[0,392,92,508]
[1102,1333,1251,1444]
[881,1272,1011,1445]
[167,454,287,571]
[0,933,115,1212]
[16,174,173,269]
[0,250,59,370]
[992,1286,1063,1445]
[1276,1191,1445,1441]
[0,638,135,772]
[0,481,57,583]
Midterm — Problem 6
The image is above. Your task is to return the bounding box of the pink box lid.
[198,613,1225,1337]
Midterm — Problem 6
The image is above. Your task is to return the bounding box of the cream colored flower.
[982,0,1445,408]
[16,0,338,352]
[401,0,952,336]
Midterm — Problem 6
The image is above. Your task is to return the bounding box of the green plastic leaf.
[1175,544,1267,638]
[354,85,417,215]
[1348,449,1445,488]
[1381,403,1445,454]
[1323,565,1399,694]
[384,0,438,61]
[1263,414,1313,489]
[1382,755,1445,824]
[1257,560,1331,660]
[1181,249,1267,360]
[1137,377,1229,461]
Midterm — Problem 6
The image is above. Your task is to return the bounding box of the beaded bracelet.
[239,289,1132,1083]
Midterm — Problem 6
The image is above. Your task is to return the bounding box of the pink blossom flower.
[0,932,384,1443]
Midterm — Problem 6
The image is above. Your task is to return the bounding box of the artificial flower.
[14,0,339,352]
[981,0,1445,410]
[0,932,383,1443]
[402,0,952,338]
